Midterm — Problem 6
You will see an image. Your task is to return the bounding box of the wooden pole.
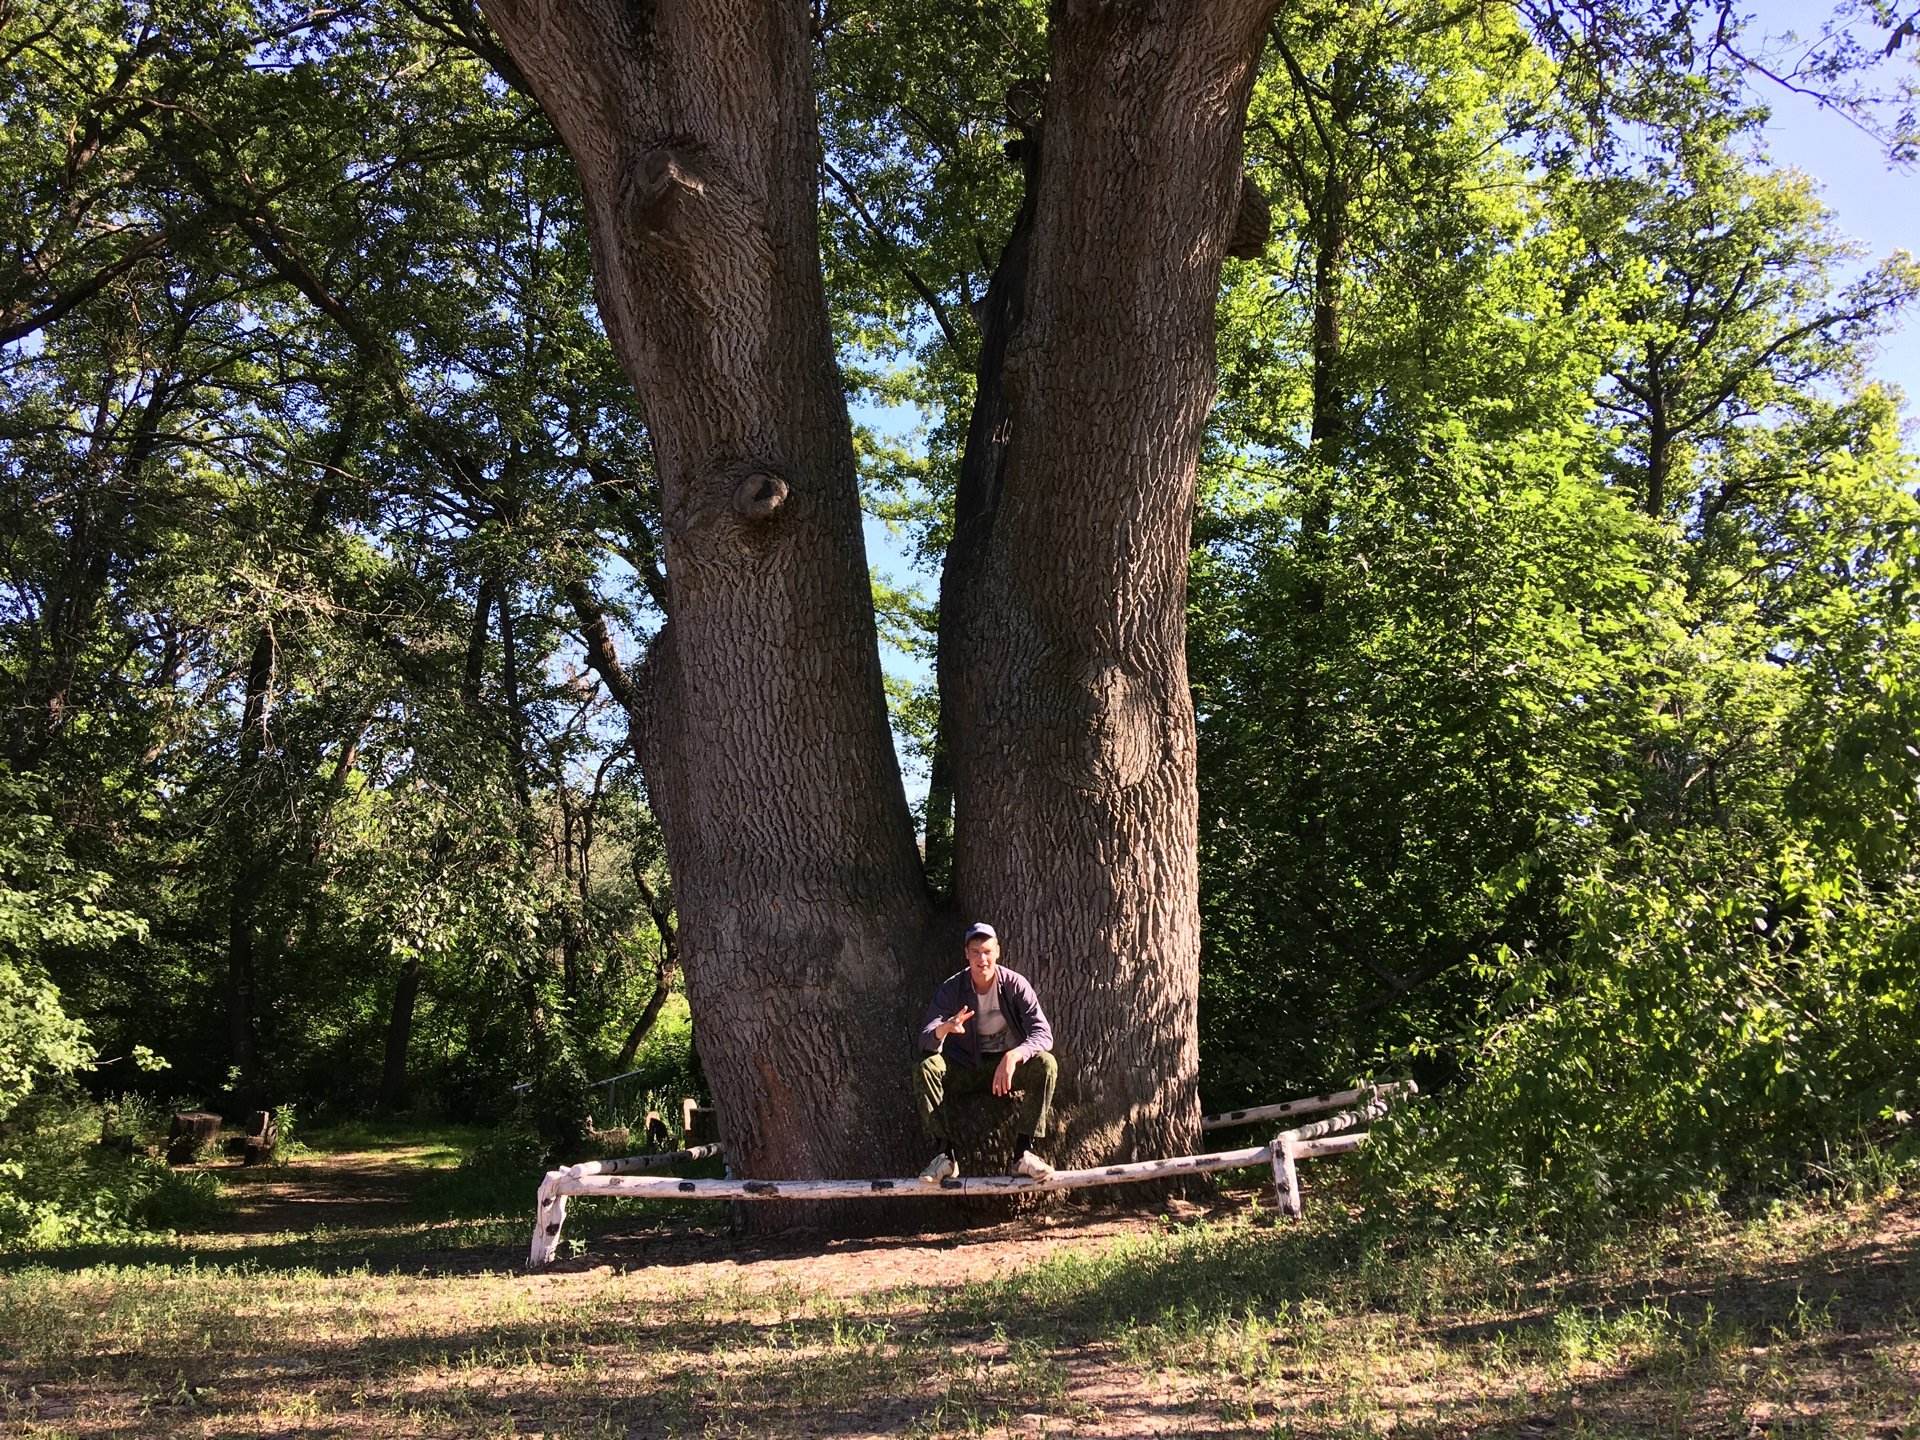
[1201,1079,1415,1132]
[1293,1133,1364,1159]
[546,1142,1275,1204]
[560,1143,724,1179]
[1271,1132,1300,1218]
[1282,1098,1383,1145]
[529,1174,570,1268]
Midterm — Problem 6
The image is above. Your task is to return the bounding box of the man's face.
[965,936,1000,990]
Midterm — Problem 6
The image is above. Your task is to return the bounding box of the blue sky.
[1743,0,1918,403]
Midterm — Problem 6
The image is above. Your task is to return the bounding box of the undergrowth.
[0,1087,224,1251]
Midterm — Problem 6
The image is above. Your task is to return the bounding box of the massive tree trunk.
[478,0,936,1198]
[940,3,1274,1168]
[482,0,1274,1191]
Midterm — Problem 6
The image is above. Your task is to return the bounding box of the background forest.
[3,0,1918,1246]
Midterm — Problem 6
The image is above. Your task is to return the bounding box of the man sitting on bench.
[913,922,1058,1183]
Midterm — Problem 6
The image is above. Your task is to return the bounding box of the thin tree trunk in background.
[614,962,675,1073]
[1646,405,1672,517]
[377,954,422,1110]
[614,852,680,1071]
[224,445,349,1100]
[498,593,534,814]
[226,620,279,1101]
[480,0,935,1218]
[462,575,494,709]
[1275,50,1357,880]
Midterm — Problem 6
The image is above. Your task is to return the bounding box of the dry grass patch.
[1,1150,1915,1438]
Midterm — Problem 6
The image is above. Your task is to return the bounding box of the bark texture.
[483,0,1277,1195]
[941,0,1276,1169]
[477,0,933,1193]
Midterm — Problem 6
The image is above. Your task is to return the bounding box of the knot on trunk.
[731,469,789,519]
[623,146,707,235]
[1227,172,1271,260]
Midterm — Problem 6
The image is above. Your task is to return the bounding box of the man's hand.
[937,1006,974,1040]
[993,1051,1017,1097]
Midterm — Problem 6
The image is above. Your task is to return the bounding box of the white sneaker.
[918,1152,959,1184]
[1013,1150,1055,1183]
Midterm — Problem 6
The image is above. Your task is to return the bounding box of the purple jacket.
[918,965,1054,1069]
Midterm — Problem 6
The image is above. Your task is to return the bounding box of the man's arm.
[1003,971,1053,1061]
[919,975,971,1052]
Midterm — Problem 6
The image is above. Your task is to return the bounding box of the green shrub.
[1365,834,1920,1229]
[98,1091,171,1151]
[413,1118,547,1218]
[268,1103,299,1163]
[0,1088,225,1251]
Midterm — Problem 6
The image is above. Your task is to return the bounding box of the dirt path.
[190,1146,439,1236]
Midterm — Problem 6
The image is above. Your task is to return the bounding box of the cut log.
[241,1113,280,1167]
[166,1112,222,1166]
[585,1119,631,1153]
[1201,1080,1415,1132]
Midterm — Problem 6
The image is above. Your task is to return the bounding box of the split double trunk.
[476,0,1282,1209]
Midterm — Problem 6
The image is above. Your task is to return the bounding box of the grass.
[0,1121,1914,1438]
[296,1115,495,1167]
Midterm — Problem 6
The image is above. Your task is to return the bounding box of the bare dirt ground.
[200,1148,435,1235]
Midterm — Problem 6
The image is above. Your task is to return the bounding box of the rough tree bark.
[477,0,936,1203]
[483,0,1277,1189]
[940,4,1275,1167]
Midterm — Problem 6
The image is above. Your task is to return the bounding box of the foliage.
[0,0,1915,1231]
[0,776,147,1120]
[0,0,676,1130]
[0,1089,224,1251]
[1190,0,1920,1223]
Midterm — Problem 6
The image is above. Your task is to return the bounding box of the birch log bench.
[527,1081,1414,1267]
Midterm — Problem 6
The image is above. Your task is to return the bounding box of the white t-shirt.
[972,980,1014,1052]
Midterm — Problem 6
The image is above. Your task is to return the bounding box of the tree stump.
[681,1099,717,1146]
[584,1117,631,1153]
[241,1109,278,1166]
[642,1111,672,1149]
[167,1112,221,1166]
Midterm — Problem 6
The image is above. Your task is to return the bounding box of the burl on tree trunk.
[481,0,1277,1196]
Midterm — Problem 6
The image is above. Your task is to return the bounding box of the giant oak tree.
[474,0,1276,1188]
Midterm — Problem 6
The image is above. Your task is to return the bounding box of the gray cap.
[963,921,997,942]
